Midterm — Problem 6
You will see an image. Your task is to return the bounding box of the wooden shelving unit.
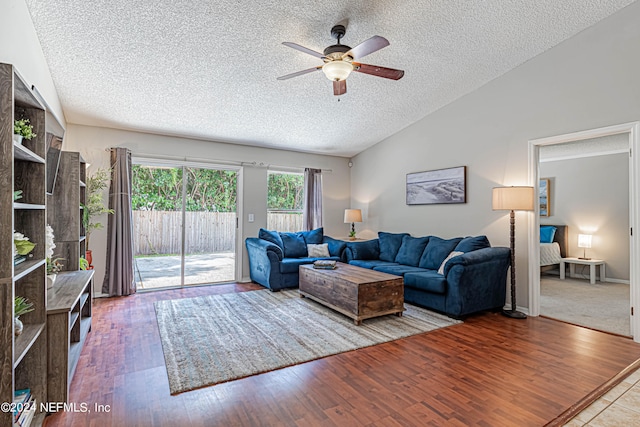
[47,151,87,271]
[0,62,48,427]
[46,270,93,403]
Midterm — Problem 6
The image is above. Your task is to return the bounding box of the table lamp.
[578,234,592,260]
[344,209,362,240]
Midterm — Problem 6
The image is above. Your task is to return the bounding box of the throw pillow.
[540,226,557,243]
[378,232,409,262]
[419,236,463,270]
[258,228,283,249]
[280,232,307,258]
[395,235,430,267]
[438,251,464,275]
[455,235,490,253]
[307,243,330,258]
[301,227,324,244]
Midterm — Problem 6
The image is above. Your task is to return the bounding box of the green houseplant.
[14,296,34,336]
[82,168,114,267]
[13,119,36,144]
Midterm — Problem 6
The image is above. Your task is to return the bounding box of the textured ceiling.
[24,0,635,157]
[540,133,629,161]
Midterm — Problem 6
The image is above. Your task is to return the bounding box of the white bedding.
[540,242,562,266]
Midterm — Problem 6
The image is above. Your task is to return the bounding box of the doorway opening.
[132,160,239,290]
[528,122,640,341]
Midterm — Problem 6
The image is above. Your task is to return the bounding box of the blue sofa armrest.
[344,239,380,262]
[245,237,285,289]
[323,236,347,260]
[443,247,511,317]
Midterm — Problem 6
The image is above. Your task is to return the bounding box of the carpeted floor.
[540,275,630,336]
[154,289,461,394]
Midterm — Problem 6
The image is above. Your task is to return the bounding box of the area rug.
[154,289,461,394]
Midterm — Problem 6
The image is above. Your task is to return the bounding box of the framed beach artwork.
[406,166,467,205]
[539,178,550,217]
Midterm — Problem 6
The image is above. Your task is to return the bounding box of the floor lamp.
[492,186,535,319]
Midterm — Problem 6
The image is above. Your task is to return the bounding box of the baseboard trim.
[605,278,631,285]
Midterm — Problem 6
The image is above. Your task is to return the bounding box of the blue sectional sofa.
[344,232,511,318]
[245,227,346,291]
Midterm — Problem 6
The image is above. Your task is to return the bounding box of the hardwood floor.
[43,283,640,427]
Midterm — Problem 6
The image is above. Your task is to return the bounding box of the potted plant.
[14,296,34,336]
[82,168,114,268]
[13,231,35,265]
[45,224,64,288]
[13,119,37,145]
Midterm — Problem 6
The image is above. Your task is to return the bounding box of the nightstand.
[559,257,606,285]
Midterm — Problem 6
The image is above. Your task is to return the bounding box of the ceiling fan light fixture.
[322,61,353,81]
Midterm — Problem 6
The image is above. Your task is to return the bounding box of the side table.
[559,257,605,285]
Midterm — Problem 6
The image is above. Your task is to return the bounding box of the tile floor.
[565,367,640,426]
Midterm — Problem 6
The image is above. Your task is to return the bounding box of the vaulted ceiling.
[25,0,635,157]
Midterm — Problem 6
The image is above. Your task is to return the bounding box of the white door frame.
[527,122,640,342]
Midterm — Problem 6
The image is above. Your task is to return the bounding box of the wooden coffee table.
[299,262,404,325]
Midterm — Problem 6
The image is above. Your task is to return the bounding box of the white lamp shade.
[492,186,535,211]
[578,234,592,249]
[323,61,353,81]
[344,209,362,223]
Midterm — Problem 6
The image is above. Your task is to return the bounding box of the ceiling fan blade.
[333,80,346,96]
[343,35,389,59]
[353,63,404,80]
[277,66,322,80]
[282,42,325,59]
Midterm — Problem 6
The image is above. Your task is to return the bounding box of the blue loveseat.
[245,227,347,291]
[344,232,511,318]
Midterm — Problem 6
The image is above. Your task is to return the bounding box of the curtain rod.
[105,148,332,173]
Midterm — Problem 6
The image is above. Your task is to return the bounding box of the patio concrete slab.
[134,252,235,289]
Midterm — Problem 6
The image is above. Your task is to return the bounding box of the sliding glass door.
[132,161,238,290]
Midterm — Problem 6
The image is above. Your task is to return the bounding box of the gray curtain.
[303,168,322,230]
[102,147,135,296]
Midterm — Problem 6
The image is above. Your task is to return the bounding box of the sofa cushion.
[419,236,463,270]
[349,260,399,270]
[395,235,430,266]
[279,256,341,274]
[280,232,307,258]
[323,236,347,257]
[307,243,330,257]
[404,271,448,294]
[347,239,380,260]
[540,226,557,243]
[379,232,409,262]
[301,227,324,244]
[259,228,284,249]
[455,235,491,253]
[373,265,427,276]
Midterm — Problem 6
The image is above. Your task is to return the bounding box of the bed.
[540,224,568,273]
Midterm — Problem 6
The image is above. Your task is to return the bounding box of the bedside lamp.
[578,234,592,260]
[492,186,535,319]
[344,209,362,240]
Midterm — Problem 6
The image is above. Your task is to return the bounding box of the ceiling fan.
[277,24,404,96]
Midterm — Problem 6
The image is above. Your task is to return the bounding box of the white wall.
[540,153,629,281]
[350,1,640,307]
[0,0,65,126]
[62,124,351,294]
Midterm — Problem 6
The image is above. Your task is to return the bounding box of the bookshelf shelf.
[1,62,48,427]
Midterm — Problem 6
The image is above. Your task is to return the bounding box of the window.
[267,171,304,232]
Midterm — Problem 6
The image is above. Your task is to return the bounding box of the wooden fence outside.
[133,211,303,255]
